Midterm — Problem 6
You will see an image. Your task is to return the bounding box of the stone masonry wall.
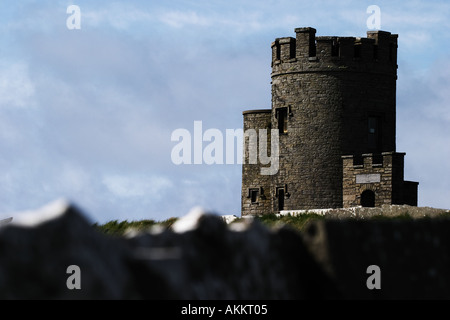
[2,201,450,300]
[342,152,407,207]
[241,110,273,216]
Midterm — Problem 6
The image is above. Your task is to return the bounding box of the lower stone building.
[342,152,418,208]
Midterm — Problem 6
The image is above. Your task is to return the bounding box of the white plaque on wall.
[356,173,381,184]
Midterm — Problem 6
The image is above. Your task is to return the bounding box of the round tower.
[270,27,398,211]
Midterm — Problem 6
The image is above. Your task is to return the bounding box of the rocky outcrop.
[0,200,449,299]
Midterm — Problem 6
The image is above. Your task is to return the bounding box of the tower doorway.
[361,190,375,207]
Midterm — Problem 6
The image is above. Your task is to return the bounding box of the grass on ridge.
[93,213,324,236]
[93,210,450,237]
[238,213,325,231]
[93,217,178,236]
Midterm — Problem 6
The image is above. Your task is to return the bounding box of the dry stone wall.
[1,201,449,299]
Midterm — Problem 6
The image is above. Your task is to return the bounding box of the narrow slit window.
[368,116,381,151]
[277,108,288,134]
[309,37,316,57]
[250,189,258,204]
[277,188,285,211]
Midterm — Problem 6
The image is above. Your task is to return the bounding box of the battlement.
[271,27,398,75]
[342,152,405,169]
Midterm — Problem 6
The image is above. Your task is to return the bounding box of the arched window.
[361,190,375,207]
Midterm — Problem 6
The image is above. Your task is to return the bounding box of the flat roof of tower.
[242,109,271,115]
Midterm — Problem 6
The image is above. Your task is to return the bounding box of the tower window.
[368,116,381,151]
[249,189,259,204]
[276,108,288,134]
[309,36,316,57]
[277,188,285,211]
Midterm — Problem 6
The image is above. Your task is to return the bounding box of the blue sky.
[0,0,449,223]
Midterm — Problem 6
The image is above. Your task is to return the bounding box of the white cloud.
[83,5,154,30]
[102,174,173,199]
[425,61,450,122]
[398,31,432,49]
[0,62,35,109]
[158,9,267,33]
[159,10,210,28]
[57,163,92,193]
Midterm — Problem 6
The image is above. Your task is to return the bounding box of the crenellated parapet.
[271,27,398,78]
[342,152,404,170]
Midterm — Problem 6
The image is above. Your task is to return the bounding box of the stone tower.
[241,27,418,216]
